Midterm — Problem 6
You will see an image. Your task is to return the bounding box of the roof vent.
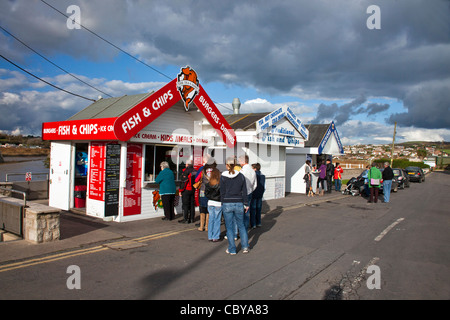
[232,98,241,114]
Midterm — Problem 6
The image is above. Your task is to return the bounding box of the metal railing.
[5,172,49,182]
[0,186,27,237]
[0,186,27,208]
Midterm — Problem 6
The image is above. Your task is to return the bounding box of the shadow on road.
[59,212,109,240]
[248,205,283,249]
[139,204,284,299]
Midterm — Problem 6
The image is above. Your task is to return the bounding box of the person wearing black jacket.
[178,160,196,224]
[382,162,394,203]
[326,159,334,193]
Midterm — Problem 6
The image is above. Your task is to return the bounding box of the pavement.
[0,190,348,265]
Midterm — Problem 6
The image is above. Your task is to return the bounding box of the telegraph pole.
[390,122,397,167]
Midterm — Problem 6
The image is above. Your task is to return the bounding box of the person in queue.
[204,165,222,242]
[220,156,249,255]
[155,161,176,221]
[367,162,382,203]
[179,159,196,224]
[250,163,265,228]
[238,154,257,230]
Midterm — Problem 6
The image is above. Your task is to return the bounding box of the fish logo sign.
[176,66,199,111]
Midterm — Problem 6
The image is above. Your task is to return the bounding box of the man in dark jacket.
[382,162,394,203]
[179,160,196,223]
[326,159,334,193]
[250,163,265,228]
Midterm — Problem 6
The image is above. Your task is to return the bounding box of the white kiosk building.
[42,67,310,222]
[286,122,344,194]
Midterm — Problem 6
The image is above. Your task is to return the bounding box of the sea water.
[0,157,48,181]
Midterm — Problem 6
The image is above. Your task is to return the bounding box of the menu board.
[123,143,142,216]
[88,142,106,201]
[105,143,121,217]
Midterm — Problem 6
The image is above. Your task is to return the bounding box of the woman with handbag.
[304,160,313,197]
[367,163,382,203]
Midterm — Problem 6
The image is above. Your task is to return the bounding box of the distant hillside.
[0,147,49,157]
[0,133,50,148]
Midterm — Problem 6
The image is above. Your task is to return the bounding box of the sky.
[0,0,449,145]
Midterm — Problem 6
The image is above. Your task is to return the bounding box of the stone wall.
[1,196,60,243]
[23,203,60,243]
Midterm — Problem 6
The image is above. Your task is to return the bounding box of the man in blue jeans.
[382,162,394,203]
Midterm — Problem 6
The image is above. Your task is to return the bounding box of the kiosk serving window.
[144,144,187,181]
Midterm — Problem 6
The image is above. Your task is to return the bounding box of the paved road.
[0,172,449,302]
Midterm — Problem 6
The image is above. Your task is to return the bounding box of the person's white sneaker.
[226,249,236,255]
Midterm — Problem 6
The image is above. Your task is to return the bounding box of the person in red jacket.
[334,162,344,192]
[178,160,196,224]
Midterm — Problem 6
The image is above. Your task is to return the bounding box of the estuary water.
[0,157,48,181]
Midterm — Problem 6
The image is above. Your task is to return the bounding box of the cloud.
[358,103,390,116]
[387,80,450,129]
[398,127,450,142]
[0,69,167,135]
[338,120,450,145]
[0,0,449,137]
[312,96,391,125]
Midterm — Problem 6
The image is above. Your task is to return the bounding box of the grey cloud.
[0,70,164,135]
[1,0,449,132]
[387,81,450,129]
[357,103,390,116]
[313,96,367,125]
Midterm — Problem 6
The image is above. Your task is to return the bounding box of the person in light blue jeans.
[382,162,394,203]
[222,203,249,254]
[204,167,222,242]
[220,157,249,255]
[383,179,392,203]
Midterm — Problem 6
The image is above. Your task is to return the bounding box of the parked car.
[379,168,399,193]
[405,166,425,183]
[393,168,410,189]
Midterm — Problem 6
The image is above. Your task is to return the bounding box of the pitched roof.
[304,124,330,147]
[223,112,271,131]
[67,93,153,120]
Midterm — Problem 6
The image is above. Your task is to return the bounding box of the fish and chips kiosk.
[42,67,236,222]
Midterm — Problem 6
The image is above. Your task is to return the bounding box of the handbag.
[370,178,380,186]
[193,172,202,189]
[193,180,202,189]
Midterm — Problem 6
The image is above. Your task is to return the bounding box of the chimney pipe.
[232,98,241,114]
